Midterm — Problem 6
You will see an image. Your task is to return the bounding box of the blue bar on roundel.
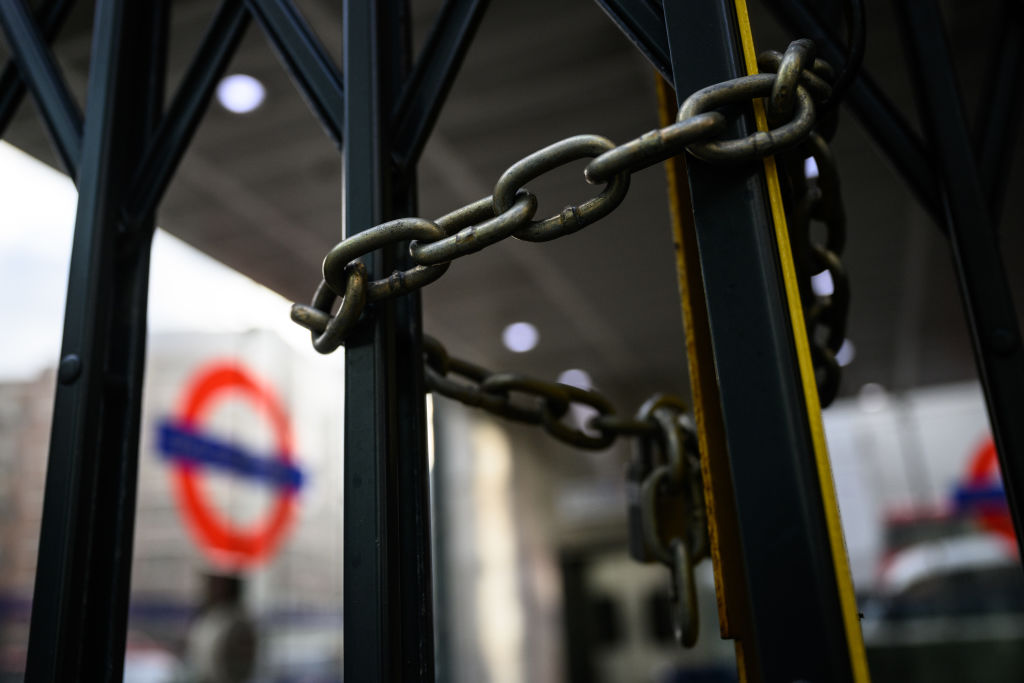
[157,419,304,491]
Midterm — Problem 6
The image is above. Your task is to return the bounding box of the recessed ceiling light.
[216,74,266,114]
[811,270,834,297]
[502,322,538,353]
[858,382,888,413]
[836,339,856,367]
[558,368,599,437]
[558,368,592,390]
[804,156,819,179]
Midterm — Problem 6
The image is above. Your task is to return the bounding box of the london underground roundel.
[954,436,1015,545]
[157,361,304,570]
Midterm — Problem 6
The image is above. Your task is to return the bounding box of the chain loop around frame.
[297,42,835,352]
[679,73,816,163]
[767,38,816,121]
[290,262,368,354]
[757,49,835,101]
[322,217,450,304]
[493,134,630,242]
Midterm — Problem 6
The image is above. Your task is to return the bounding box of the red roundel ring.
[170,362,297,570]
[966,437,1015,545]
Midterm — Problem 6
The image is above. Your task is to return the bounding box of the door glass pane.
[128,230,345,682]
[0,141,77,679]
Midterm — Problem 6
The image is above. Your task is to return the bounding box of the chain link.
[493,135,631,242]
[410,190,537,265]
[759,45,852,406]
[679,72,818,163]
[291,263,368,354]
[630,395,707,646]
[425,334,643,449]
[584,112,726,183]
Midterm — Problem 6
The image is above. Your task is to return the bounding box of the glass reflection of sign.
[157,362,304,569]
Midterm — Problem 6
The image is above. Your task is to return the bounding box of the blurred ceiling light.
[557,368,592,390]
[804,156,819,179]
[216,74,266,114]
[858,382,888,413]
[501,322,538,353]
[558,368,599,436]
[811,269,835,297]
[836,339,856,367]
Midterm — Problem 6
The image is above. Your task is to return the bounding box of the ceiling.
[2,0,1022,420]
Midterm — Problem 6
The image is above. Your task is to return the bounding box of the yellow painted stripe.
[730,2,870,680]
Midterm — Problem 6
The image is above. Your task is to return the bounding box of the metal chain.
[423,334,652,449]
[291,40,837,354]
[759,43,851,406]
[630,394,708,647]
[291,39,852,648]
[424,334,707,646]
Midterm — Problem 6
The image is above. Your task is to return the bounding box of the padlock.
[626,434,657,562]
[627,397,693,562]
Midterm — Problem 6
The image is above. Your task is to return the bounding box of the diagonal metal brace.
[0,0,83,178]
[124,0,250,227]
[391,0,490,169]
[593,0,671,81]
[0,0,74,145]
[247,0,345,149]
